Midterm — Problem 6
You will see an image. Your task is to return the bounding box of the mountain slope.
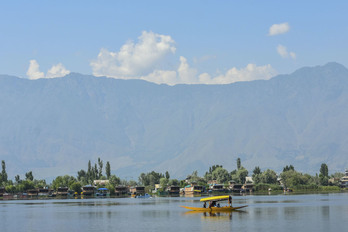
[0,62,347,180]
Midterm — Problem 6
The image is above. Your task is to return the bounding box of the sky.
[1,0,347,85]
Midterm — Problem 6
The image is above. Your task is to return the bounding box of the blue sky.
[1,1,347,85]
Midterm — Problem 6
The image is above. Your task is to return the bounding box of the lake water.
[1,193,348,232]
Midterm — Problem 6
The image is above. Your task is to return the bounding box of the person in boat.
[228,195,232,207]
[208,201,217,208]
[203,202,206,208]
[217,203,220,207]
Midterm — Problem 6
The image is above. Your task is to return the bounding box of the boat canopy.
[200,195,230,202]
[98,188,108,191]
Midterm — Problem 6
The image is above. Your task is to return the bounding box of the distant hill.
[1,62,348,180]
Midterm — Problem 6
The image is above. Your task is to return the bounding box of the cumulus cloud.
[27,60,70,80]
[277,44,296,59]
[139,57,277,85]
[269,22,290,36]
[90,31,277,85]
[199,63,277,84]
[46,63,71,78]
[90,31,176,78]
[26,60,45,80]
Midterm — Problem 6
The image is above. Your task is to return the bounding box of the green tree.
[25,171,34,181]
[160,177,169,190]
[319,163,329,186]
[87,160,92,182]
[260,169,278,184]
[331,172,344,179]
[70,182,82,194]
[168,179,179,186]
[109,175,121,186]
[138,171,164,187]
[77,169,87,182]
[237,158,241,170]
[105,161,111,179]
[94,163,98,179]
[1,160,8,183]
[253,166,261,176]
[280,170,311,188]
[236,167,248,184]
[51,175,77,191]
[320,163,329,177]
[17,180,35,192]
[34,179,46,188]
[15,175,21,184]
[283,165,295,172]
[212,167,230,184]
[165,171,170,179]
[5,184,16,193]
[252,166,262,184]
[98,157,103,179]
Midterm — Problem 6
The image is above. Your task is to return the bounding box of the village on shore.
[1,158,348,200]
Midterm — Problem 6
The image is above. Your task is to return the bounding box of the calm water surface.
[1,193,348,232]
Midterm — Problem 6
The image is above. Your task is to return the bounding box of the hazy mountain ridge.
[1,62,348,180]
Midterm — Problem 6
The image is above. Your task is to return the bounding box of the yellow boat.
[180,205,247,212]
[181,195,248,212]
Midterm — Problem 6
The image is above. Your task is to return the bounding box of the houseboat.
[184,184,203,195]
[242,183,254,193]
[115,186,129,197]
[57,187,69,196]
[0,187,5,197]
[167,186,180,196]
[340,169,348,188]
[38,188,51,197]
[27,189,39,197]
[82,185,95,196]
[209,184,226,194]
[95,187,110,197]
[130,186,145,197]
[229,182,243,193]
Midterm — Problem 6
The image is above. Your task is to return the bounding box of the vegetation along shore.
[1,158,347,199]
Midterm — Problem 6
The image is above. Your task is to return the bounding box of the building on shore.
[130,186,145,197]
[0,187,5,197]
[82,185,95,196]
[184,182,203,195]
[167,186,180,196]
[115,186,129,196]
[340,169,348,188]
[57,187,69,196]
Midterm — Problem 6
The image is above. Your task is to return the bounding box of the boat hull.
[180,205,247,212]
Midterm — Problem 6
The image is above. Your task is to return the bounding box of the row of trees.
[0,158,120,194]
[1,158,345,194]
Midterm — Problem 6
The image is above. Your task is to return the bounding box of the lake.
[1,193,348,232]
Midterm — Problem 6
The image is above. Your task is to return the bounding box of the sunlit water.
[1,193,348,232]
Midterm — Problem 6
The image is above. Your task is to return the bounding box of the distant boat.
[135,193,151,198]
[95,187,110,197]
[180,195,248,212]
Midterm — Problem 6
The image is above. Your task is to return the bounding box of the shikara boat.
[180,195,248,212]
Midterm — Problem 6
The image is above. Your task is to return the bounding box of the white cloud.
[269,23,290,36]
[46,63,70,78]
[139,57,277,85]
[277,44,296,59]
[90,31,277,85]
[90,31,176,78]
[202,64,277,84]
[27,60,70,79]
[27,60,44,80]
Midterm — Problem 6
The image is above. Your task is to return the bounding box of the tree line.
[0,158,346,195]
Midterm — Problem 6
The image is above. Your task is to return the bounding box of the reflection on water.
[1,193,348,232]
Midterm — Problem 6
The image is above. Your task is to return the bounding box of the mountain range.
[1,62,347,181]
